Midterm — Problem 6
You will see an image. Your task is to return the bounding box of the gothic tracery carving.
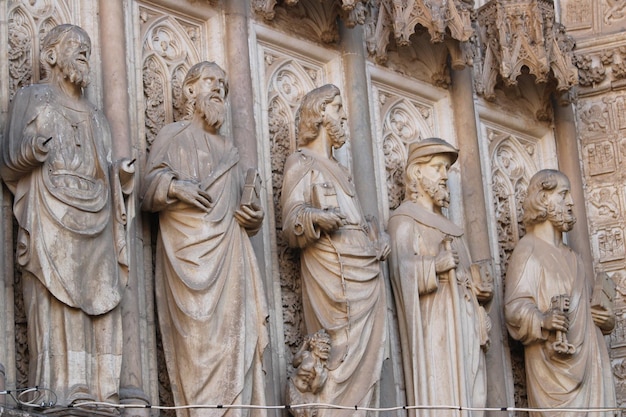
[141,10,203,149]
[374,87,436,210]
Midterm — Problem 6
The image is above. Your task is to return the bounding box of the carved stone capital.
[475,0,578,101]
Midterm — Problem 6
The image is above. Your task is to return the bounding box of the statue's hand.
[541,308,569,332]
[235,202,264,233]
[33,135,52,162]
[168,179,213,212]
[435,249,458,273]
[376,231,391,261]
[312,208,346,234]
[591,305,615,333]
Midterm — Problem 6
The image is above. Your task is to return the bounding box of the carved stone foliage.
[140,5,203,149]
[475,0,578,102]
[8,0,72,99]
[263,49,322,364]
[373,85,436,209]
[574,45,626,91]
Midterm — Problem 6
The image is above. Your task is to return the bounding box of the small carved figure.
[388,138,492,417]
[0,24,134,406]
[287,330,331,417]
[505,169,616,417]
[141,62,268,417]
[281,84,388,417]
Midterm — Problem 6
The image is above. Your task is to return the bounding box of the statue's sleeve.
[504,244,547,344]
[0,87,49,192]
[281,155,321,249]
[388,214,438,295]
[140,129,180,213]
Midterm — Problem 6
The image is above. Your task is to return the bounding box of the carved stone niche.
[475,0,578,102]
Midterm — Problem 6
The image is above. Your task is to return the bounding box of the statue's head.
[182,61,229,129]
[296,84,347,149]
[522,169,576,232]
[40,24,91,88]
[404,137,458,208]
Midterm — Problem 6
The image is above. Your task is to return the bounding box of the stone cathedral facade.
[1,0,626,415]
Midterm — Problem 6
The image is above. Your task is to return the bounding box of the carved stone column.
[98,1,150,414]
[553,101,595,284]
[451,66,516,415]
[224,0,258,170]
[224,0,283,406]
[339,21,405,416]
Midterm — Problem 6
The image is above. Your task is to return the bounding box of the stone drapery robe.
[281,149,387,417]
[388,201,489,417]
[141,121,269,417]
[0,84,130,404]
[504,234,616,417]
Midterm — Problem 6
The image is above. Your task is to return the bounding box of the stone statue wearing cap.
[388,138,493,417]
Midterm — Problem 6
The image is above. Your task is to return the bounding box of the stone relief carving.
[263,50,321,364]
[604,0,626,25]
[140,8,203,149]
[582,140,617,177]
[562,0,593,29]
[141,61,268,417]
[281,84,388,414]
[475,0,578,102]
[505,169,617,416]
[388,138,493,417]
[1,24,135,407]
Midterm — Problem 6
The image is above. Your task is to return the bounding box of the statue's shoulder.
[153,121,192,143]
[12,83,53,105]
[284,149,314,173]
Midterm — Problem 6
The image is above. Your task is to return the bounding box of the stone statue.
[0,24,134,406]
[388,138,493,417]
[287,330,331,417]
[281,84,388,417]
[504,169,616,417]
[141,61,268,417]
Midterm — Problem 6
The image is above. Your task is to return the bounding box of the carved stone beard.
[324,117,347,149]
[547,201,576,232]
[420,176,450,208]
[58,56,90,88]
[197,93,225,130]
